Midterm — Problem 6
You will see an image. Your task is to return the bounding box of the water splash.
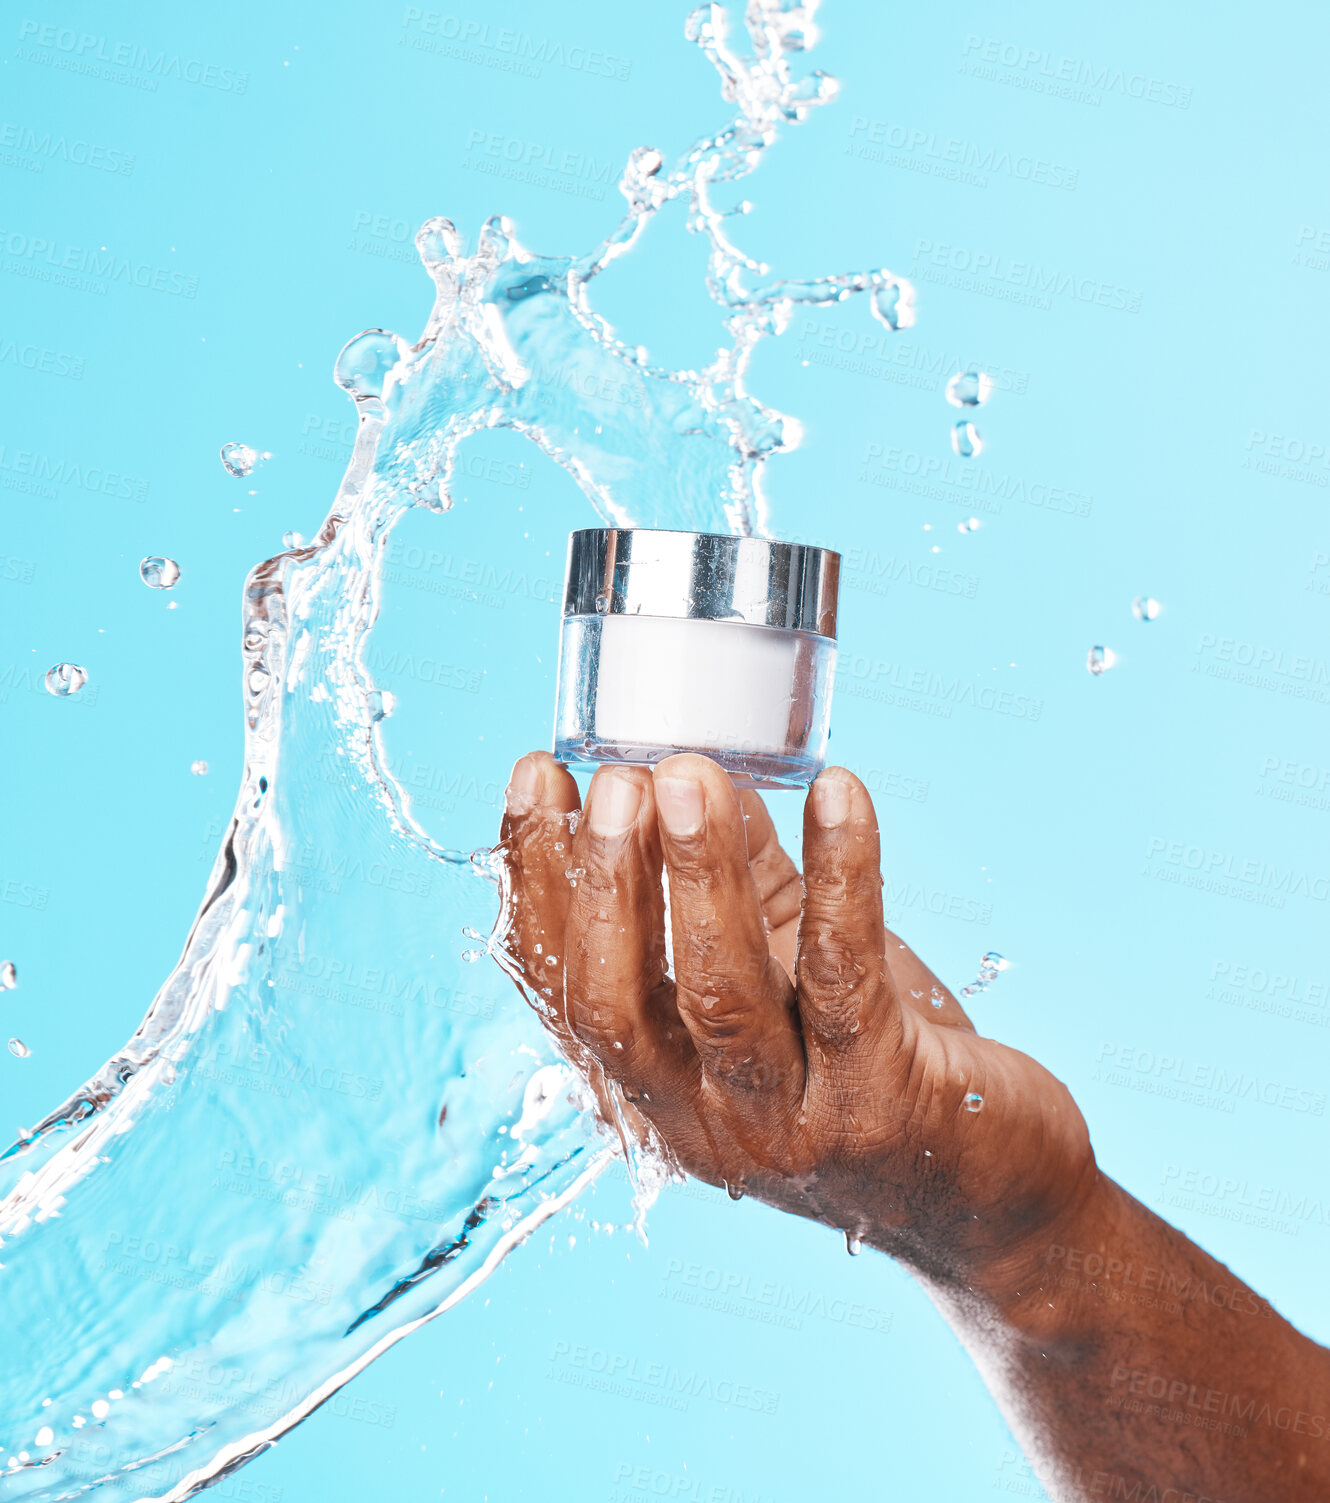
[958,951,1008,1001]
[139,557,181,590]
[219,442,268,479]
[1132,595,1161,622]
[0,5,911,1498]
[945,370,992,408]
[44,662,87,698]
[1086,644,1117,676]
[951,420,983,459]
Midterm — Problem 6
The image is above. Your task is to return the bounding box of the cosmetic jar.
[553,528,840,789]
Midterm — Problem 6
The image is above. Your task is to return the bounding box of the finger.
[563,766,698,1108]
[653,755,805,1098]
[884,927,975,1031]
[797,767,901,1057]
[497,751,580,1029]
[738,790,803,930]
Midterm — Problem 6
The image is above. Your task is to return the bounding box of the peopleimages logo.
[0,336,85,380]
[1095,1042,1326,1116]
[795,315,1031,397]
[959,35,1193,110]
[847,117,1079,191]
[1193,632,1330,705]
[398,9,632,81]
[858,442,1092,518]
[911,238,1142,313]
[15,20,249,93]
[0,121,135,175]
[0,230,199,298]
[0,444,148,501]
[1145,834,1330,906]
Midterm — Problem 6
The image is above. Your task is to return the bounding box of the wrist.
[908,1159,1123,1351]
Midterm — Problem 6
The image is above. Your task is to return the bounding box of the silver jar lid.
[562,528,840,639]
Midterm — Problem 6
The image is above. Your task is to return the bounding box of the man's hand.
[499,750,1097,1298]
[499,750,1330,1503]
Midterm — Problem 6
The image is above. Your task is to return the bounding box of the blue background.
[4,2,1330,1499]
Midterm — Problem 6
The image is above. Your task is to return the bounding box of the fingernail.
[587,769,642,836]
[655,775,705,837]
[505,753,543,815]
[812,774,850,829]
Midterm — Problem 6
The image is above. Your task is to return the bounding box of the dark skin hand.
[500,751,1330,1502]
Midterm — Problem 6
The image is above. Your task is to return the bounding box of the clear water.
[0,4,912,1497]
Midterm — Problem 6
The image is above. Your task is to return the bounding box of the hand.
[498,751,1101,1298]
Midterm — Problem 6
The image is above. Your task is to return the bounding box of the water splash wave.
[0,5,911,1496]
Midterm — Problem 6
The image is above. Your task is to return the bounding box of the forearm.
[914,1170,1330,1502]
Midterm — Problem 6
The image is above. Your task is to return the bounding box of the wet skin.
[500,752,1330,1503]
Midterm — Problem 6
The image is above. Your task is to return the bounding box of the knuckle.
[666,846,722,897]
[797,928,881,1046]
[567,997,636,1059]
[677,983,755,1043]
[802,869,868,915]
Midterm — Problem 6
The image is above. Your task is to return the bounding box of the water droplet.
[544,955,559,967]
[945,370,993,408]
[282,530,307,550]
[593,591,610,613]
[959,951,1009,1000]
[44,663,87,697]
[190,760,208,777]
[957,517,981,534]
[1086,645,1117,676]
[845,1232,862,1255]
[219,442,268,478]
[34,1427,52,1448]
[869,279,915,332]
[951,421,983,459]
[620,146,665,205]
[460,948,485,964]
[90,1400,109,1420]
[1132,595,1161,623]
[139,556,180,590]
[725,1180,745,1201]
[0,961,15,990]
[929,986,946,1010]
[964,1092,984,1113]
[419,477,454,514]
[368,689,395,722]
[333,330,404,401]
[9,1039,30,1059]
[504,274,555,303]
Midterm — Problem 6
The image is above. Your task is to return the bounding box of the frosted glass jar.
[553,529,840,790]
